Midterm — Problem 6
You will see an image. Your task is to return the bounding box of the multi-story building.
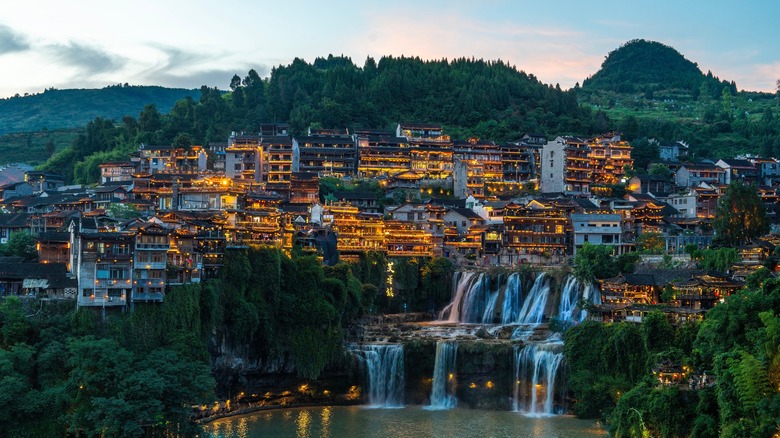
[715,159,759,185]
[665,190,698,219]
[503,199,571,256]
[384,220,433,257]
[262,135,294,185]
[76,231,134,309]
[744,157,780,185]
[571,213,626,255]
[453,138,502,199]
[99,162,136,184]
[587,133,633,185]
[294,129,357,177]
[501,141,541,182]
[136,145,206,174]
[323,204,384,261]
[659,141,689,162]
[133,224,170,303]
[694,183,721,219]
[225,134,262,184]
[289,172,320,204]
[227,192,283,247]
[397,123,453,179]
[675,164,726,187]
[167,228,202,285]
[541,137,591,196]
[356,130,411,178]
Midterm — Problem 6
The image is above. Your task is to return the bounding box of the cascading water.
[513,343,565,416]
[439,271,475,322]
[355,344,405,408]
[426,341,458,410]
[459,273,491,323]
[558,275,601,325]
[515,273,550,324]
[441,273,498,324]
[434,270,602,416]
[501,273,523,324]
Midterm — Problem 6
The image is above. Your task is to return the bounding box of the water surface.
[203,406,607,438]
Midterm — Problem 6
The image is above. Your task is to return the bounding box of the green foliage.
[212,247,369,379]
[694,247,740,272]
[106,202,141,219]
[0,129,78,166]
[713,182,770,246]
[578,276,780,436]
[564,321,648,419]
[636,232,665,254]
[614,252,640,274]
[0,85,200,135]
[648,163,672,178]
[573,242,618,282]
[0,290,216,437]
[583,40,708,95]
[0,231,38,260]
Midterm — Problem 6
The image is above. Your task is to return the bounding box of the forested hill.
[579,39,780,160]
[0,85,201,134]
[259,56,592,139]
[582,39,734,96]
[39,56,606,183]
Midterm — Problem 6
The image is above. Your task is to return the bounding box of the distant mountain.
[579,40,778,161]
[582,39,728,95]
[0,85,201,135]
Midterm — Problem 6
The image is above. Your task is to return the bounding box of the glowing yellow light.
[486,381,494,389]
[469,383,476,389]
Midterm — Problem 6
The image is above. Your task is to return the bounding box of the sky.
[1,0,778,98]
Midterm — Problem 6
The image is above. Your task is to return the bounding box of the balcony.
[136,261,167,270]
[79,294,127,307]
[135,243,170,250]
[132,292,165,302]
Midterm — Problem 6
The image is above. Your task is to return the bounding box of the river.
[202,406,607,438]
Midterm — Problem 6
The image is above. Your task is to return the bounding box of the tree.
[648,163,671,178]
[636,232,665,254]
[44,139,56,157]
[574,242,618,282]
[0,231,37,260]
[712,182,769,246]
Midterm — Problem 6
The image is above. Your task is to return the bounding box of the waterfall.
[557,276,581,324]
[355,344,405,408]
[439,272,475,322]
[441,273,497,323]
[513,343,564,416]
[515,273,550,324]
[427,341,458,410]
[501,273,523,324]
[459,273,491,323]
[558,275,601,324]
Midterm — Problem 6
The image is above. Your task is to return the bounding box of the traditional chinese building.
[397,123,453,179]
[503,199,571,256]
[294,129,357,177]
[355,130,411,178]
[587,132,633,185]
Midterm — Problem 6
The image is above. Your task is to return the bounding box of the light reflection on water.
[202,406,607,438]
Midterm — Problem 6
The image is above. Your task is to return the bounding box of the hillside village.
[0,122,778,321]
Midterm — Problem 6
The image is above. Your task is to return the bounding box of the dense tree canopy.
[567,271,780,437]
[712,182,770,246]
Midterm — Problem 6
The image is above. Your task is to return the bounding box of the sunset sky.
[1,0,778,98]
